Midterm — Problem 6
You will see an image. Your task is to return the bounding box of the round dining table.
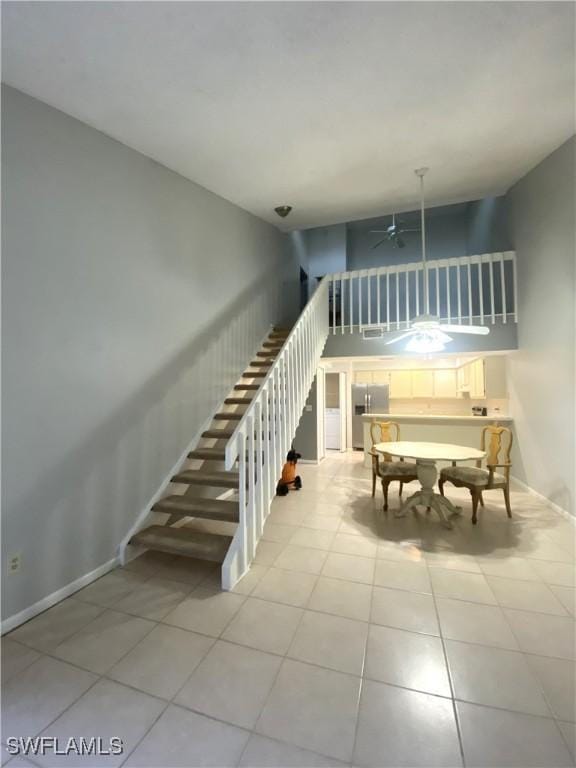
[373,440,486,528]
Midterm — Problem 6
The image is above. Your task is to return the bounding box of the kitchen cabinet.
[372,371,390,385]
[390,370,412,398]
[469,359,485,399]
[433,369,458,398]
[412,370,434,398]
[354,371,373,385]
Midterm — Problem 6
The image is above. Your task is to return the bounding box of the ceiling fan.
[384,168,489,353]
[370,213,419,249]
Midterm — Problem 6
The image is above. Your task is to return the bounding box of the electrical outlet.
[8,553,21,574]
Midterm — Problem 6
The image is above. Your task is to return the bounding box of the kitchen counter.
[362,413,512,424]
[361,413,514,468]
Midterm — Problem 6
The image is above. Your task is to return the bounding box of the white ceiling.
[2,2,574,230]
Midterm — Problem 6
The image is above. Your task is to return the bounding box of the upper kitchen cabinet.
[433,369,458,398]
[390,370,412,398]
[412,370,434,398]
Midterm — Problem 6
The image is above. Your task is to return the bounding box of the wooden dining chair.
[370,421,418,511]
[438,424,513,524]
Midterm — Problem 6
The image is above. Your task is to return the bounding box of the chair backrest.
[480,424,513,478]
[370,421,400,462]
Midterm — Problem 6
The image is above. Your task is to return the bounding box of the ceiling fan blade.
[384,330,415,345]
[369,230,389,233]
[400,228,421,233]
[371,238,388,250]
[438,324,490,335]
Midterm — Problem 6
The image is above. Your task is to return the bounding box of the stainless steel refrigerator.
[352,384,390,449]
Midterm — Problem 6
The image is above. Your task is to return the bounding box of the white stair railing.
[326,251,517,335]
[222,278,330,589]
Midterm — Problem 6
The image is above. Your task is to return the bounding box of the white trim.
[511,475,574,523]
[1,557,118,635]
[298,459,320,465]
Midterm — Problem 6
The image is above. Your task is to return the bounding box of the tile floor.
[2,452,575,767]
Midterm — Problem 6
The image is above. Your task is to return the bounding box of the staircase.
[128,275,330,589]
[129,329,291,566]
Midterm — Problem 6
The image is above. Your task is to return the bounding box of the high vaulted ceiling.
[2,2,574,230]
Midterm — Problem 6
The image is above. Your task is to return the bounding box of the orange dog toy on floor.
[276,449,302,496]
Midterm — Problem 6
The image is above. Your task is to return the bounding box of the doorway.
[324,372,347,451]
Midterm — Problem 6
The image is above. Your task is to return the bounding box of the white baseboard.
[299,459,319,465]
[1,557,118,635]
[511,475,574,524]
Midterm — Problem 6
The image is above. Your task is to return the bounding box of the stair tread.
[153,495,239,522]
[130,525,232,562]
[234,384,259,390]
[250,361,272,367]
[202,429,234,439]
[189,447,226,460]
[224,397,253,404]
[172,470,239,488]
[214,413,242,420]
[242,371,266,378]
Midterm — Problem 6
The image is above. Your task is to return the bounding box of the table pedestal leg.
[394,459,462,529]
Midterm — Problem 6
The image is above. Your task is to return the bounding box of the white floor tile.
[525,654,576,722]
[108,624,213,699]
[531,560,576,588]
[52,610,155,674]
[371,586,440,635]
[112,577,192,620]
[289,528,336,551]
[457,700,573,767]
[550,585,576,617]
[373,560,431,593]
[163,587,246,637]
[321,552,375,585]
[252,568,317,607]
[436,598,519,650]
[307,577,372,622]
[239,734,347,767]
[75,570,147,608]
[35,679,165,767]
[445,640,550,716]
[354,679,462,767]
[487,574,568,615]
[124,704,249,767]
[1,640,40,683]
[256,659,360,762]
[9,599,104,652]
[2,656,97,740]
[478,556,541,582]
[430,568,497,605]
[504,608,575,659]
[175,640,281,729]
[222,597,303,655]
[288,610,368,675]
[274,545,328,575]
[331,533,378,558]
[364,624,451,696]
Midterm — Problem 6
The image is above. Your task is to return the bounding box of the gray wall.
[2,86,299,621]
[293,379,319,462]
[506,136,575,515]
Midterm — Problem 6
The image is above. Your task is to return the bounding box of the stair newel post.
[237,430,248,578]
[246,412,256,561]
[255,399,264,538]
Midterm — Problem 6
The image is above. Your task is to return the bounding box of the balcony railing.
[326,251,517,335]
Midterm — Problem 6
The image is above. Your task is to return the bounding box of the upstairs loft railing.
[221,278,330,589]
[326,251,518,334]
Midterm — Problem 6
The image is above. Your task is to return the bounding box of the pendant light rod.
[415,167,429,315]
